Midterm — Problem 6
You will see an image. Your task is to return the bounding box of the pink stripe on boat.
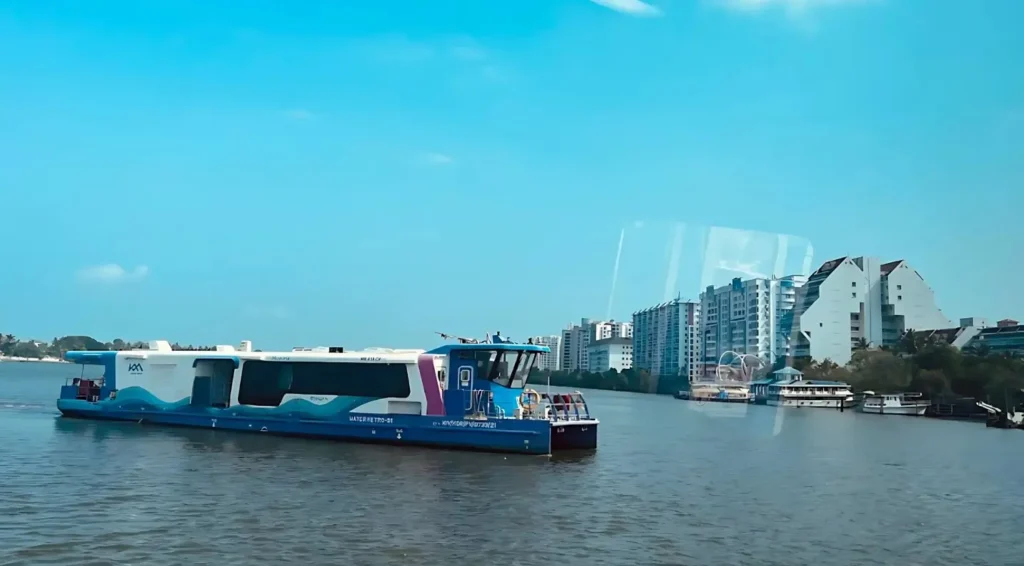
[417,354,445,416]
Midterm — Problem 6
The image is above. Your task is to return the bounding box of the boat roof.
[65,351,118,365]
[771,379,851,387]
[66,340,549,365]
[426,343,549,355]
[64,348,426,365]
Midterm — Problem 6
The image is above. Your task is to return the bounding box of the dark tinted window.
[238,360,410,406]
[237,360,291,406]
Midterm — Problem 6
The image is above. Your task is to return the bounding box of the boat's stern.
[543,391,599,451]
[58,351,119,416]
[550,419,599,450]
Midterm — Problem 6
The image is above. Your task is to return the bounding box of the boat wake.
[0,400,49,411]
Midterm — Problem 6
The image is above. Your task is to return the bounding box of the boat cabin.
[426,341,548,419]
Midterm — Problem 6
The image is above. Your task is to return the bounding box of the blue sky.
[1,0,1021,349]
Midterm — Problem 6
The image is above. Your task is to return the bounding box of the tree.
[914,369,951,397]
[847,350,912,393]
[0,334,15,356]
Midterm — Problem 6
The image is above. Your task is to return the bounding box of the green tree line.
[0,333,216,359]
[528,366,665,395]
[786,330,1023,409]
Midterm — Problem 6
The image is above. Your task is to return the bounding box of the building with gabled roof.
[789,256,950,365]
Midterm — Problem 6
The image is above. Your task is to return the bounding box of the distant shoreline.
[0,356,69,364]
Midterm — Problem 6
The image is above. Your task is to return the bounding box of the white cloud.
[282,108,315,120]
[77,264,149,283]
[588,0,662,17]
[418,152,454,166]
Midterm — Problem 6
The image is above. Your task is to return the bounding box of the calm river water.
[1,362,1021,566]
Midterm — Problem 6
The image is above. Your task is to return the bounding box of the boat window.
[454,349,497,378]
[510,351,536,388]
[486,349,536,388]
[238,360,411,406]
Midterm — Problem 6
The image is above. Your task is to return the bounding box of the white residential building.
[561,318,632,373]
[699,275,807,375]
[529,335,562,371]
[632,299,701,384]
[561,318,592,373]
[587,337,633,372]
[791,256,951,365]
[592,320,633,340]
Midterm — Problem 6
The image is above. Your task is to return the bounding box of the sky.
[1,0,1021,350]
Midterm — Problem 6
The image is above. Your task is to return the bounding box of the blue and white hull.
[57,338,599,456]
[57,394,597,455]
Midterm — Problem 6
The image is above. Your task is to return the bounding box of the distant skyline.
[1,0,1021,349]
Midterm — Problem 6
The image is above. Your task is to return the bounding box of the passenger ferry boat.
[677,381,753,403]
[859,392,930,416]
[56,333,598,456]
[766,378,855,409]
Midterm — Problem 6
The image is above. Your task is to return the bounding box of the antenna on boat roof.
[435,331,480,344]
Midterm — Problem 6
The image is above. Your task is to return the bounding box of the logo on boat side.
[127,363,144,374]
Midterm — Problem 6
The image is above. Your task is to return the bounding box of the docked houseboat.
[56,334,598,456]
[859,392,930,416]
[766,378,855,409]
[750,366,804,405]
[679,381,753,403]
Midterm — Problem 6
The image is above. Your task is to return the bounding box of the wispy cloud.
[77,264,149,283]
[417,152,455,166]
[352,35,514,87]
[448,38,488,61]
[353,34,437,63]
[713,0,872,15]
[282,108,315,120]
[243,305,293,320]
[588,0,663,17]
[717,259,766,279]
[352,35,490,64]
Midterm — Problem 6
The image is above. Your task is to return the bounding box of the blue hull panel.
[57,399,559,455]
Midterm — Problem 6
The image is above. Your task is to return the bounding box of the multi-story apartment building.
[561,318,592,373]
[791,256,950,365]
[632,299,701,384]
[587,337,633,372]
[560,318,632,373]
[699,275,806,375]
[529,335,562,372]
[592,320,633,341]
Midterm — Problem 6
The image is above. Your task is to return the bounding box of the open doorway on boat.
[190,358,237,409]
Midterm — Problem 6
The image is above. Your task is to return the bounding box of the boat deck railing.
[462,389,594,422]
[540,392,592,422]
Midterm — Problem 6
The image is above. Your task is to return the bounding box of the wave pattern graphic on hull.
[85,386,379,420]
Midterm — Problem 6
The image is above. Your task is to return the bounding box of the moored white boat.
[859,392,930,416]
[686,381,753,403]
[767,379,856,408]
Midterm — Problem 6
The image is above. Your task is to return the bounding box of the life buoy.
[520,388,541,410]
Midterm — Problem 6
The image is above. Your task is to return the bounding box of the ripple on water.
[0,368,1022,565]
